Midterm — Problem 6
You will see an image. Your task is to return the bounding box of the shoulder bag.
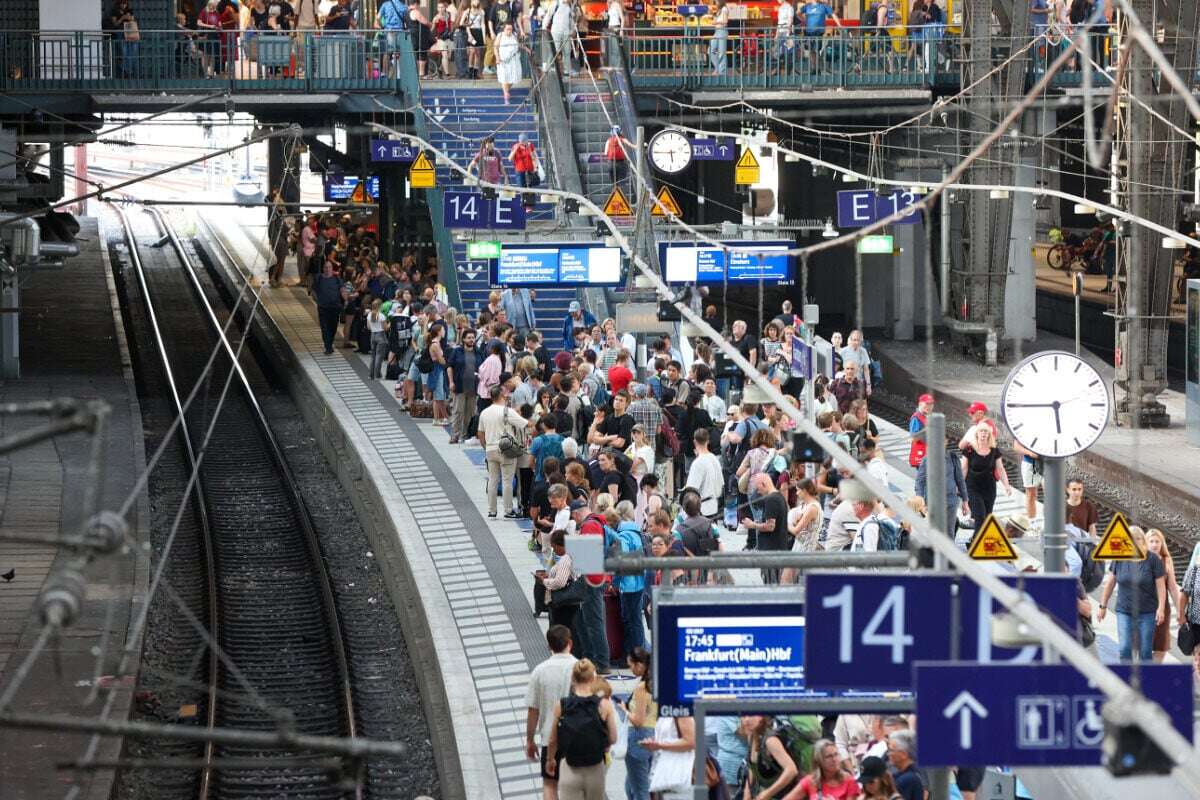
[1178,546,1200,654]
[549,574,586,606]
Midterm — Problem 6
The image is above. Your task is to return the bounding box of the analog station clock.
[1000,350,1110,458]
[648,128,693,174]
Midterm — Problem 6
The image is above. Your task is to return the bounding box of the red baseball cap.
[918,393,934,404]
[968,401,989,415]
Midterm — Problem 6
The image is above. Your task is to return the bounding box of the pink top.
[477,353,503,399]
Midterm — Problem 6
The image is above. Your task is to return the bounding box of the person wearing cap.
[907,393,933,467]
[560,300,596,351]
[958,401,999,452]
[509,131,540,208]
[857,755,899,799]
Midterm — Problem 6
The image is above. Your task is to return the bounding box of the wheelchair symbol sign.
[1072,696,1104,747]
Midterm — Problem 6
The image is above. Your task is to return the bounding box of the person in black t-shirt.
[595,450,637,504]
[730,320,758,389]
[741,474,789,583]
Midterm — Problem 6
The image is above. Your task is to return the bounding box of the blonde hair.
[572,658,597,685]
[594,492,615,516]
[592,677,614,698]
[905,496,927,517]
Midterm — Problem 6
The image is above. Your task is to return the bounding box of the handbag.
[549,574,586,607]
[123,20,141,42]
[1177,621,1196,655]
[611,707,629,760]
[1079,614,1096,648]
[648,748,693,793]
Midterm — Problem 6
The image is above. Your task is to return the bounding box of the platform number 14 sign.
[442,190,527,230]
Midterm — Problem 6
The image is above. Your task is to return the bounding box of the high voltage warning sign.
[966,514,1018,561]
[735,148,760,185]
[1093,513,1145,560]
[602,186,634,216]
[409,151,436,189]
[650,185,682,217]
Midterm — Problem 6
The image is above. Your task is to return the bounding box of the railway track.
[871,392,1198,575]
[112,204,360,800]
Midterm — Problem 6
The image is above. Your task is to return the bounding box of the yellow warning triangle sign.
[650,185,682,217]
[736,148,759,169]
[409,151,436,189]
[350,182,367,203]
[966,514,1019,561]
[602,186,634,217]
[1093,513,1145,560]
[735,147,761,185]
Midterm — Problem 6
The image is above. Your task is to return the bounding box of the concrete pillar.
[1004,158,1037,342]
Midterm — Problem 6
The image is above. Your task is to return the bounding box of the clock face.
[648,129,693,174]
[1000,350,1110,458]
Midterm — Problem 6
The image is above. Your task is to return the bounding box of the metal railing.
[0,27,1152,94]
[0,28,403,92]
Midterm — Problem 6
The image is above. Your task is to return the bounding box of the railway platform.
[0,217,149,800]
[875,331,1200,545]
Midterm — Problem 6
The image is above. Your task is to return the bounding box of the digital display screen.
[494,244,623,287]
[659,240,793,284]
[323,174,380,201]
[654,594,903,715]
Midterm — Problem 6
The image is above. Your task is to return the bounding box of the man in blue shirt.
[799,2,834,73]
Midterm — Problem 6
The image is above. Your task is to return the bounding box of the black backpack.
[679,515,718,556]
[575,402,595,445]
[557,695,608,767]
[416,345,433,373]
[1074,539,1105,592]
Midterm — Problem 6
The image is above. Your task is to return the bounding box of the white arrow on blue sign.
[691,138,735,161]
[370,139,417,163]
[915,663,1193,767]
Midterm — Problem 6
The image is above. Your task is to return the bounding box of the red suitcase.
[604,589,625,665]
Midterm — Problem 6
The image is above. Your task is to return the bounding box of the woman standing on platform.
[539,530,582,633]
[463,0,487,78]
[619,647,657,800]
[960,424,1011,533]
[1146,529,1180,663]
[1099,526,1167,663]
[427,316,450,425]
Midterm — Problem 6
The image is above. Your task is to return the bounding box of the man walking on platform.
[525,625,576,800]
[313,261,345,355]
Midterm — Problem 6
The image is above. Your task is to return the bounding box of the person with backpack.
[743,716,800,799]
[611,501,647,658]
[545,658,619,798]
[914,449,969,542]
[573,500,613,674]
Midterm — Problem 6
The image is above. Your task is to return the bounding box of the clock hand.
[1053,403,1062,434]
[1005,402,1057,408]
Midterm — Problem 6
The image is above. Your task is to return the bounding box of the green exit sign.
[857,235,894,254]
[467,240,502,259]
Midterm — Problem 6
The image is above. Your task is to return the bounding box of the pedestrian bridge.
[0,28,1106,104]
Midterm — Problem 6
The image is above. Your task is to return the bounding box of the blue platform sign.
[836,189,921,228]
[442,191,526,230]
[915,663,1193,766]
[805,573,1079,691]
[791,335,814,379]
[370,139,418,163]
[691,138,735,161]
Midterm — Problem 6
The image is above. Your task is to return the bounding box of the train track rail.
[871,392,1197,575]
[113,204,360,800]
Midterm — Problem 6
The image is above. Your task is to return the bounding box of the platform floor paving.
[0,216,148,800]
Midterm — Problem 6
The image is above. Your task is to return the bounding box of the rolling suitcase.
[604,588,625,664]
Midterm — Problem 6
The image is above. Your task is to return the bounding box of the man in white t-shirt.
[525,625,576,799]
[775,0,796,63]
[685,428,724,518]
[825,497,872,551]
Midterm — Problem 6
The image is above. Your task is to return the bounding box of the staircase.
[421,84,576,342]
[566,78,619,208]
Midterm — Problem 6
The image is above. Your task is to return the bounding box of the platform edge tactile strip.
[253,286,554,799]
